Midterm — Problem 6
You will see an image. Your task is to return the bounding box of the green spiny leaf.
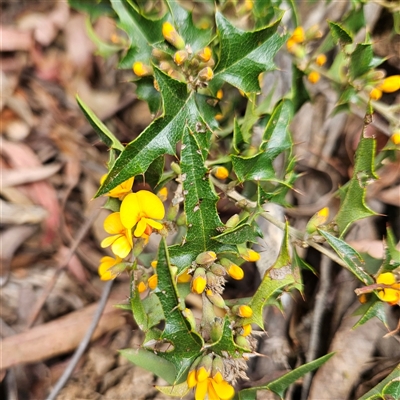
[352,297,388,329]
[335,135,378,236]
[328,21,353,45]
[212,223,260,245]
[239,353,335,399]
[261,99,293,159]
[155,238,203,382]
[68,0,114,20]
[243,222,297,329]
[231,152,275,183]
[318,230,373,285]
[349,43,373,80]
[212,12,286,93]
[136,77,161,115]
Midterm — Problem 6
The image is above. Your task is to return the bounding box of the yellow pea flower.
[132,62,153,77]
[377,75,400,93]
[212,166,229,180]
[315,54,327,66]
[101,212,133,258]
[391,131,400,145]
[100,175,134,200]
[239,248,260,262]
[148,274,158,290]
[291,26,305,43]
[98,255,124,281]
[307,71,320,84]
[162,21,185,49]
[376,272,400,305]
[120,190,165,238]
[137,281,148,293]
[197,47,212,63]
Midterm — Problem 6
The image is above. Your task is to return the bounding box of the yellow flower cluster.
[97,176,165,281]
[187,355,235,400]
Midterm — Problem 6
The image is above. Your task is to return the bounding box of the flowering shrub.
[69,0,399,399]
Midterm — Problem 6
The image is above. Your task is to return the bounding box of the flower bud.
[216,89,224,100]
[196,251,217,265]
[225,214,240,228]
[151,260,158,268]
[174,50,188,66]
[206,271,218,287]
[191,268,207,294]
[235,334,251,350]
[176,212,187,226]
[198,66,214,81]
[171,161,182,175]
[233,304,253,318]
[151,48,168,60]
[133,61,153,77]
[167,203,180,221]
[187,369,197,388]
[378,75,400,93]
[138,281,148,293]
[306,207,329,234]
[162,21,185,49]
[391,131,400,145]
[159,60,173,72]
[182,308,196,330]
[291,26,305,43]
[307,71,320,84]
[210,263,226,276]
[211,356,224,382]
[157,187,168,202]
[239,247,260,262]
[220,259,244,280]
[197,47,212,62]
[212,166,229,180]
[206,289,227,309]
[148,274,158,290]
[210,318,224,342]
[369,87,382,100]
[315,54,327,66]
[196,355,213,382]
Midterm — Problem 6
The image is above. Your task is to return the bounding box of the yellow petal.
[145,218,163,231]
[103,213,124,234]
[100,234,121,248]
[376,272,396,285]
[212,371,224,384]
[134,218,147,237]
[196,366,209,382]
[120,193,141,229]
[238,305,253,318]
[138,281,148,293]
[210,379,235,400]
[228,264,244,280]
[195,379,208,400]
[177,270,192,283]
[137,190,165,220]
[187,370,197,388]
[207,380,220,400]
[378,286,400,304]
[378,75,400,93]
[108,177,134,198]
[111,235,132,258]
[148,274,158,290]
[98,257,118,281]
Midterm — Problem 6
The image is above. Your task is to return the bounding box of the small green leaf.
[130,285,148,331]
[68,0,114,20]
[349,43,373,80]
[119,348,176,384]
[335,135,378,236]
[318,230,373,285]
[213,223,260,245]
[244,222,297,329]
[212,12,285,93]
[291,64,311,113]
[358,364,400,400]
[76,95,124,151]
[233,118,245,153]
[352,297,388,329]
[293,248,315,274]
[261,99,293,159]
[142,293,165,329]
[328,21,353,45]
[239,353,335,399]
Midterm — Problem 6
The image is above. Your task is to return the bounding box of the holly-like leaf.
[318,230,373,285]
[169,127,228,270]
[97,69,217,196]
[212,12,286,93]
[239,353,335,400]
[352,297,388,329]
[76,96,124,151]
[349,43,373,80]
[291,63,311,113]
[358,364,400,400]
[328,21,353,45]
[335,135,378,236]
[68,0,114,20]
[111,0,166,68]
[231,152,276,183]
[154,238,203,382]
[243,223,298,329]
[261,99,293,159]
